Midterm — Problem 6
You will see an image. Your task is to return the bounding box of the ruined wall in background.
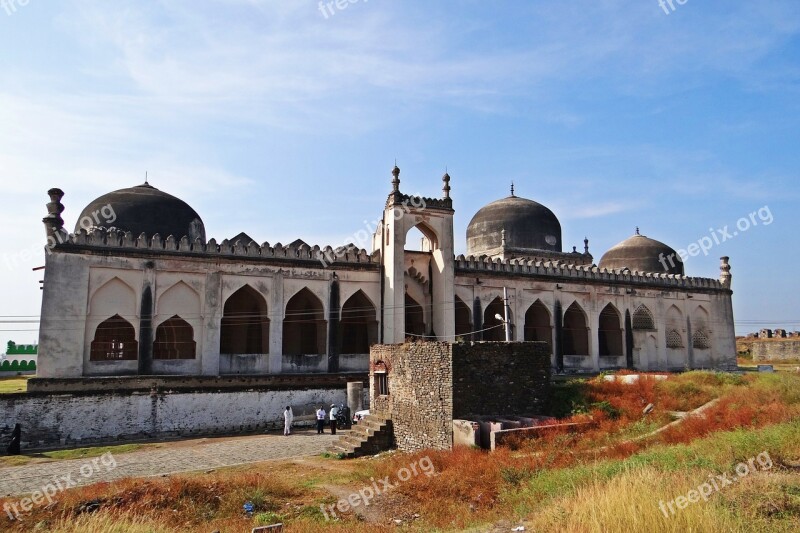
[752,341,800,362]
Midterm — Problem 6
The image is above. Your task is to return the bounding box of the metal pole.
[503,287,512,342]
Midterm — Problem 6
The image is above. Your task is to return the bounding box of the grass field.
[0,443,153,467]
[0,376,30,394]
[2,371,799,532]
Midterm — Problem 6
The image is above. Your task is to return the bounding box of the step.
[349,425,377,438]
[326,443,355,456]
[341,434,367,448]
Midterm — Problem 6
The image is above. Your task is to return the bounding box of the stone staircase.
[326,415,392,458]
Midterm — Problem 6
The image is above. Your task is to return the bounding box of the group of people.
[282,404,341,436]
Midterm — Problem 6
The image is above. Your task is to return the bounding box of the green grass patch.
[514,419,800,509]
[0,443,153,467]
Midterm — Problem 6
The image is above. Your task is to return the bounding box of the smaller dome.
[599,231,684,275]
[75,183,205,241]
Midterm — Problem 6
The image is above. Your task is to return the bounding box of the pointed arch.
[405,221,439,251]
[454,296,472,339]
[154,315,196,360]
[632,304,656,330]
[563,302,589,355]
[483,297,507,342]
[90,277,137,318]
[692,329,711,350]
[283,287,326,355]
[221,285,270,355]
[340,290,378,354]
[666,305,683,324]
[692,305,710,332]
[157,281,201,317]
[666,329,684,349]
[599,303,623,356]
[405,293,425,338]
[524,300,552,352]
[90,315,138,361]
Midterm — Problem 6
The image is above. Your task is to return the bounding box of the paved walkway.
[0,430,342,497]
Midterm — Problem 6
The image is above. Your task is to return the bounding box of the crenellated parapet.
[60,227,376,266]
[385,192,453,211]
[454,254,727,291]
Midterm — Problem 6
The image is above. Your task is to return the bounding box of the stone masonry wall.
[752,341,800,362]
[371,342,453,452]
[452,342,550,418]
[370,341,551,452]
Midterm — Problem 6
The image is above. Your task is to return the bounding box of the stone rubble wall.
[752,340,800,362]
[452,342,550,418]
[371,342,454,452]
[370,341,551,452]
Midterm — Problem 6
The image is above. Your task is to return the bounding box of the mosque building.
[36,166,736,379]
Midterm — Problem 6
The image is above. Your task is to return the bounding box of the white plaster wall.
[1,388,347,449]
[453,273,736,372]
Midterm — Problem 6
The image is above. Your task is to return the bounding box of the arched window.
[563,303,589,355]
[340,291,377,354]
[454,296,472,339]
[405,293,425,338]
[220,285,270,355]
[599,304,623,356]
[154,316,196,360]
[632,305,656,330]
[524,300,552,351]
[666,330,683,349]
[90,315,138,361]
[483,297,506,342]
[283,288,326,355]
[692,330,711,350]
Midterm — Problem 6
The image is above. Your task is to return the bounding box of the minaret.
[43,188,68,248]
[720,256,732,289]
[442,170,451,199]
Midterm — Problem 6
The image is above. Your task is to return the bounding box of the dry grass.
[3,371,798,532]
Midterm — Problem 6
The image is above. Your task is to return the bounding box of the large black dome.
[599,232,684,275]
[74,183,206,241]
[467,195,562,255]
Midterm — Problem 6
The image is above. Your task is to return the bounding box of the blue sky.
[1,0,799,342]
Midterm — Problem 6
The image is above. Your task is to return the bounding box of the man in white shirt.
[316,406,326,434]
[283,406,293,436]
[329,403,339,435]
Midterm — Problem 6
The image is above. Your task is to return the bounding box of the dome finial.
[584,237,589,254]
[635,226,640,236]
[145,171,149,186]
[510,181,515,197]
